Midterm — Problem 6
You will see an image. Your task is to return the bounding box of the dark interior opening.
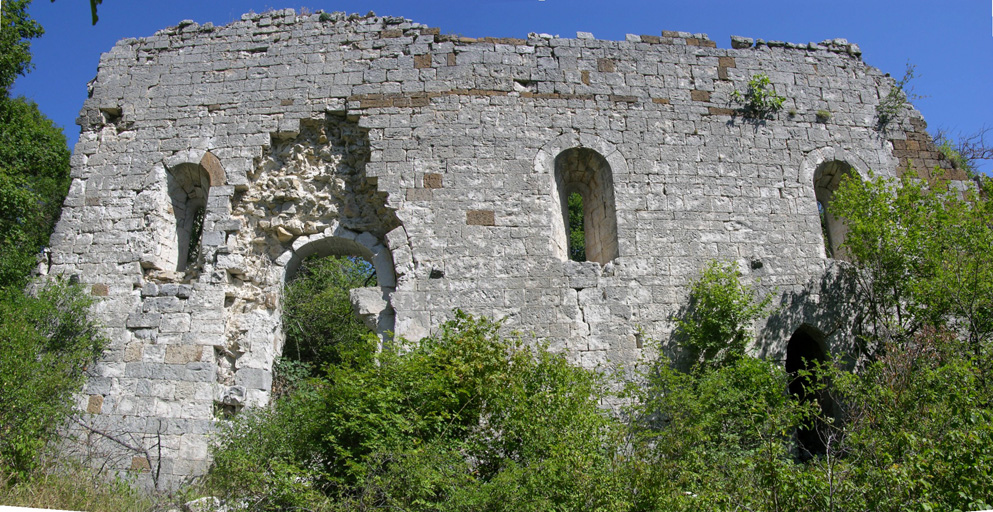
[786,328,828,459]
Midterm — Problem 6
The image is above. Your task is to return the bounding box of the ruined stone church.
[48,9,966,488]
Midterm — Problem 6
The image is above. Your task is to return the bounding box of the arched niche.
[535,134,627,264]
[279,231,397,341]
[552,148,619,264]
[785,325,830,459]
[813,160,855,261]
[166,162,211,272]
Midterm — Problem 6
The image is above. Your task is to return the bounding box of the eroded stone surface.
[50,10,965,489]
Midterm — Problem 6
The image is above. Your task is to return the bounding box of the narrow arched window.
[553,148,618,264]
[813,160,854,261]
[167,163,211,272]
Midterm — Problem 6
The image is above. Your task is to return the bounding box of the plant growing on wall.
[731,73,786,120]
[876,63,919,129]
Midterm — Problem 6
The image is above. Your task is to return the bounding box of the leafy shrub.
[875,63,919,129]
[207,312,625,510]
[627,354,811,511]
[0,96,70,289]
[830,171,993,355]
[0,279,106,476]
[934,135,975,175]
[732,74,786,119]
[675,260,773,368]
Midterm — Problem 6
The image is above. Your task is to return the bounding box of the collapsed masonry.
[48,9,968,489]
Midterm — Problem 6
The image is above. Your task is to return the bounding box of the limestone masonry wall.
[49,9,965,489]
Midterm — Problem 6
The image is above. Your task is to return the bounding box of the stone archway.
[278,230,397,341]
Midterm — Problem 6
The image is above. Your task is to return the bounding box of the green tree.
[280,255,376,371]
[830,171,993,357]
[0,0,105,490]
[0,97,72,288]
[0,280,106,477]
[628,355,811,511]
[0,0,71,289]
[0,0,43,96]
[814,327,993,512]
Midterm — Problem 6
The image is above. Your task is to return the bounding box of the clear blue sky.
[11,0,993,174]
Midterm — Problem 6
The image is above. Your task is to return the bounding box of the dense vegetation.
[200,171,993,511]
[0,0,72,289]
[280,255,378,373]
[0,1,121,508]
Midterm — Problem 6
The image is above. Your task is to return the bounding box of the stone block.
[690,90,711,102]
[423,173,443,188]
[86,394,104,414]
[466,210,495,226]
[235,368,272,390]
[126,312,161,329]
[165,345,202,364]
[186,362,216,382]
[406,188,432,201]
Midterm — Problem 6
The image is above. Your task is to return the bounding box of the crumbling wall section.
[48,10,964,488]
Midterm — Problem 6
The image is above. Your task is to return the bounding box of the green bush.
[830,172,993,356]
[675,260,773,368]
[732,73,786,120]
[208,312,626,511]
[0,280,106,476]
[826,328,993,511]
[0,96,71,289]
[876,63,918,129]
[627,354,811,511]
[281,255,376,371]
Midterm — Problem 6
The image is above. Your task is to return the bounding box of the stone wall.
[49,9,962,489]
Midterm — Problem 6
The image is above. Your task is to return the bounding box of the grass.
[0,462,161,512]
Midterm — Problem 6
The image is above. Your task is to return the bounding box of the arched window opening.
[167,163,211,272]
[567,191,586,261]
[553,147,618,264]
[786,327,829,460]
[813,160,854,261]
[281,253,377,376]
[283,234,396,350]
